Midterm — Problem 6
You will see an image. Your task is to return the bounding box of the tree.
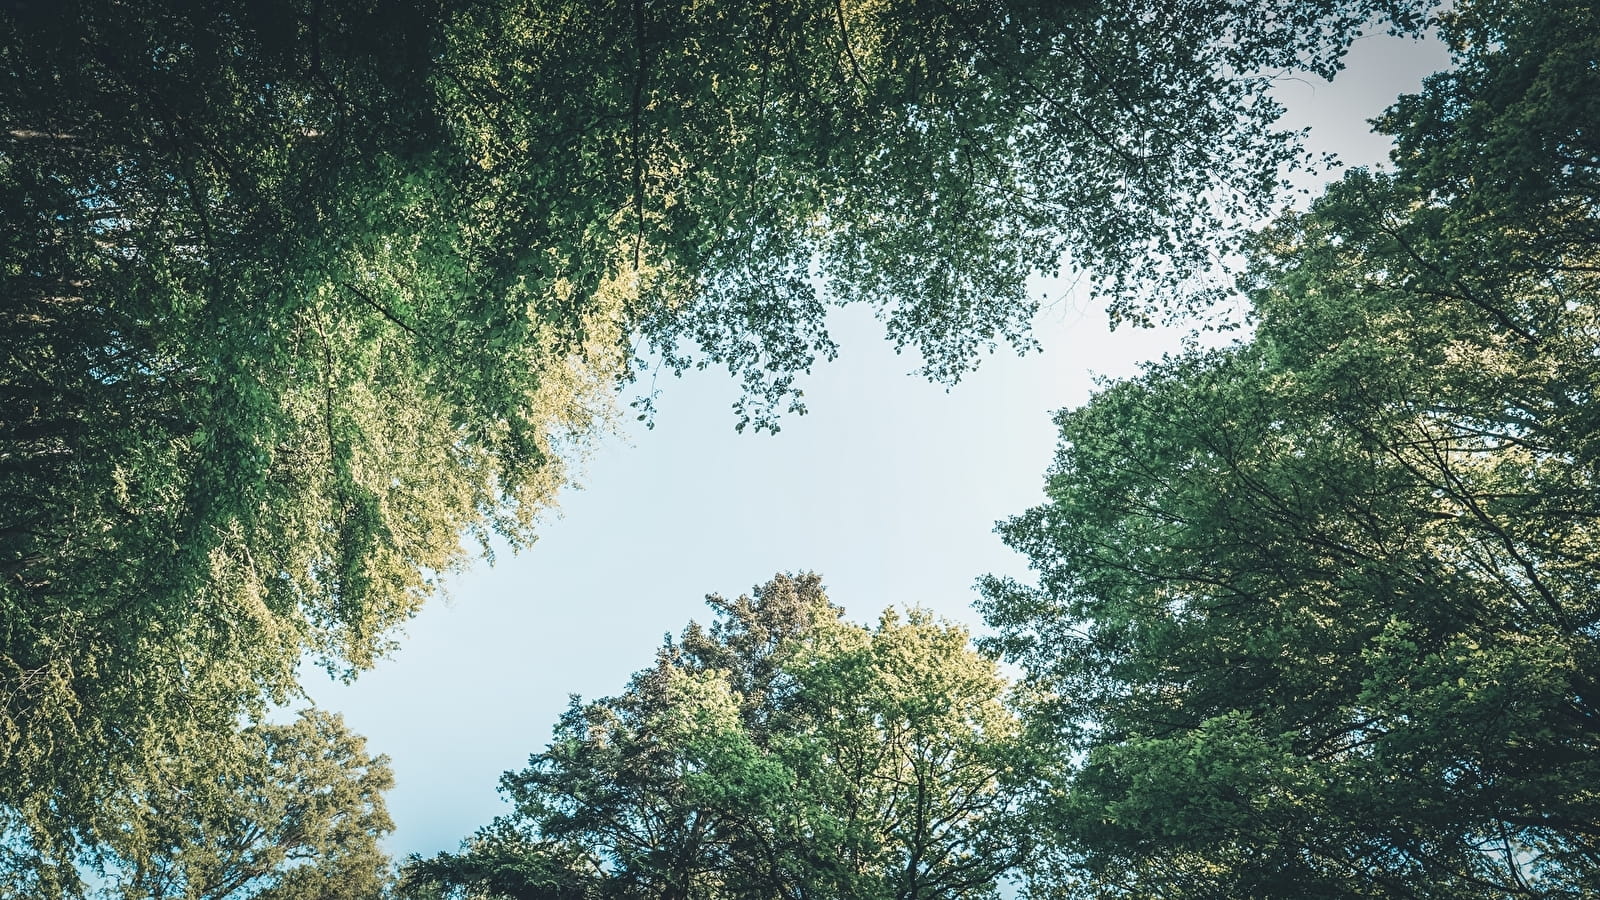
[400,829,596,900]
[980,2,1600,895]
[402,574,1039,900]
[2,0,1429,860]
[0,709,394,899]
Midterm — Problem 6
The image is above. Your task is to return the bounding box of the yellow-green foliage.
[410,574,1040,900]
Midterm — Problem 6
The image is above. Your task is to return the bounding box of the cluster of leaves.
[3,709,394,899]
[401,573,1041,900]
[981,0,1600,895]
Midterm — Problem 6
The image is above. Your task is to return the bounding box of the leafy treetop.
[403,573,1043,900]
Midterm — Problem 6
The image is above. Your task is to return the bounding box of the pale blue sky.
[303,29,1453,860]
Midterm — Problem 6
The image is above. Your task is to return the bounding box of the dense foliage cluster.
[402,574,1038,900]
[982,1,1600,895]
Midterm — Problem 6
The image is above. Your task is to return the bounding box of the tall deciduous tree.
[403,574,1038,900]
[2,0,1427,862]
[981,1,1600,895]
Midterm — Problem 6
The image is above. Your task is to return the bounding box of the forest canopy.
[23,0,1600,896]
[0,0,1433,874]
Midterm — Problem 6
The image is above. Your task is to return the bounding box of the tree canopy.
[402,573,1039,900]
[1,0,1432,863]
[980,1,1600,895]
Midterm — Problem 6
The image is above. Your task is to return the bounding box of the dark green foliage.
[402,829,596,900]
[981,2,1600,895]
